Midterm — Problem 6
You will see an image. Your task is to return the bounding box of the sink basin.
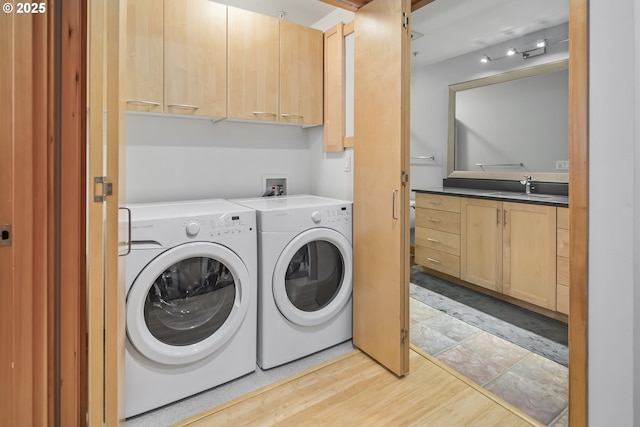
[481,191,555,200]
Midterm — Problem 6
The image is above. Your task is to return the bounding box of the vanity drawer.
[415,247,460,278]
[415,226,460,256]
[415,193,461,213]
[557,228,569,258]
[557,256,569,286]
[415,208,460,234]
[557,284,569,315]
[557,207,569,229]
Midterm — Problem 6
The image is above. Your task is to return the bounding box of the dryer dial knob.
[185,221,200,237]
[311,211,322,223]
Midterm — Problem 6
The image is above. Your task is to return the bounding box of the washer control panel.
[323,205,351,225]
[182,214,254,239]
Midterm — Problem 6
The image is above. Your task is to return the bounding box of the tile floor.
[409,295,568,426]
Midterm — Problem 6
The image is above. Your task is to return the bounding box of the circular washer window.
[127,242,250,365]
[272,228,352,327]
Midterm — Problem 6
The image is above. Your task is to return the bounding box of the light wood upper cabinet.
[323,22,345,151]
[164,0,226,117]
[502,202,557,310]
[227,7,279,122]
[460,198,503,292]
[280,21,323,125]
[126,0,163,112]
[227,7,323,125]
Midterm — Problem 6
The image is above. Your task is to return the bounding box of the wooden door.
[164,0,226,117]
[87,0,127,425]
[353,0,411,377]
[502,202,557,310]
[460,198,503,291]
[126,0,163,112]
[0,9,50,427]
[279,21,323,125]
[227,6,279,121]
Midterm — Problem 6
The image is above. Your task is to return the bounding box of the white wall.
[410,23,569,194]
[126,114,311,202]
[589,2,639,425]
[306,8,356,202]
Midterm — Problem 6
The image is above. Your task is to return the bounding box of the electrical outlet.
[344,154,352,172]
[555,160,569,170]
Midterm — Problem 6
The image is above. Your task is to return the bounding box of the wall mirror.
[447,59,569,182]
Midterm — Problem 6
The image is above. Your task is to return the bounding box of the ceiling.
[215,0,569,66]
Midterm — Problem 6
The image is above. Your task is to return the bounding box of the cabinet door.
[502,202,557,309]
[164,0,226,117]
[460,198,503,292]
[227,7,279,121]
[280,21,323,125]
[126,0,163,112]
[323,22,345,151]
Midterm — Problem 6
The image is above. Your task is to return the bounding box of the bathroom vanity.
[413,186,569,319]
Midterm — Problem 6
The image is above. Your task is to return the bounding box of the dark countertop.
[413,187,568,207]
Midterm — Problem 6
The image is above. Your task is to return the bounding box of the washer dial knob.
[185,221,200,237]
[311,211,322,223]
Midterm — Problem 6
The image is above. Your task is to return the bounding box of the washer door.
[127,242,250,365]
[272,228,352,327]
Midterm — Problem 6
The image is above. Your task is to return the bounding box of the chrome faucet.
[520,175,532,194]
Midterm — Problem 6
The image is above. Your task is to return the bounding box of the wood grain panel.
[415,208,460,234]
[164,0,226,117]
[415,247,461,278]
[415,193,461,212]
[415,227,460,256]
[502,203,557,310]
[568,0,589,424]
[557,228,570,258]
[126,0,163,112]
[557,256,570,287]
[0,9,15,424]
[557,207,569,229]
[59,1,87,425]
[460,198,503,292]
[280,21,323,125]
[323,22,345,151]
[174,350,536,427]
[353,0,410,376]
[227,6,278,121]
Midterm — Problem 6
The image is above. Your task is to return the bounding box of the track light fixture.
[480,37,567,64]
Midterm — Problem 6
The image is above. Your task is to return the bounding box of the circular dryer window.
[127,242,250,365]
[272,228,352,327]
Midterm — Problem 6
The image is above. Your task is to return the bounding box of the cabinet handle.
[167,103,199,110]
[496,208,500,224]
[392,190,398,220]
[280,113,303,119]
[427,238,441,243]
[126,100,161,107]
[427,257,442,264]
[427,217,441,223]
[503,209,507,226]
[252,111,277,116]
[428,200,442,205]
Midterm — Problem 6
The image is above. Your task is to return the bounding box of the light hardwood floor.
[172,346,541,427]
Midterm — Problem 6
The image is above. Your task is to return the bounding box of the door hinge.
[401,171,409,186]
[0,224,11,248]
[93,176,113,203]
[401,328,408,343]
[402,12,409,29]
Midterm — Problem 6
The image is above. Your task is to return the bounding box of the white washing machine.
[124,199,256,417]
[231,195,352,369]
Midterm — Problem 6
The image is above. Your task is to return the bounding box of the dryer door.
[127,242,250,365]
[272,228,352,327]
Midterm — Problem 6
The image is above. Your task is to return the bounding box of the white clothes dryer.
[231,195,352,369]
[124,199,256,417]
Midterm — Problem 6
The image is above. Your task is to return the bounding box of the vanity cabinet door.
[502,202,557,310]
[460,198,503,292]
